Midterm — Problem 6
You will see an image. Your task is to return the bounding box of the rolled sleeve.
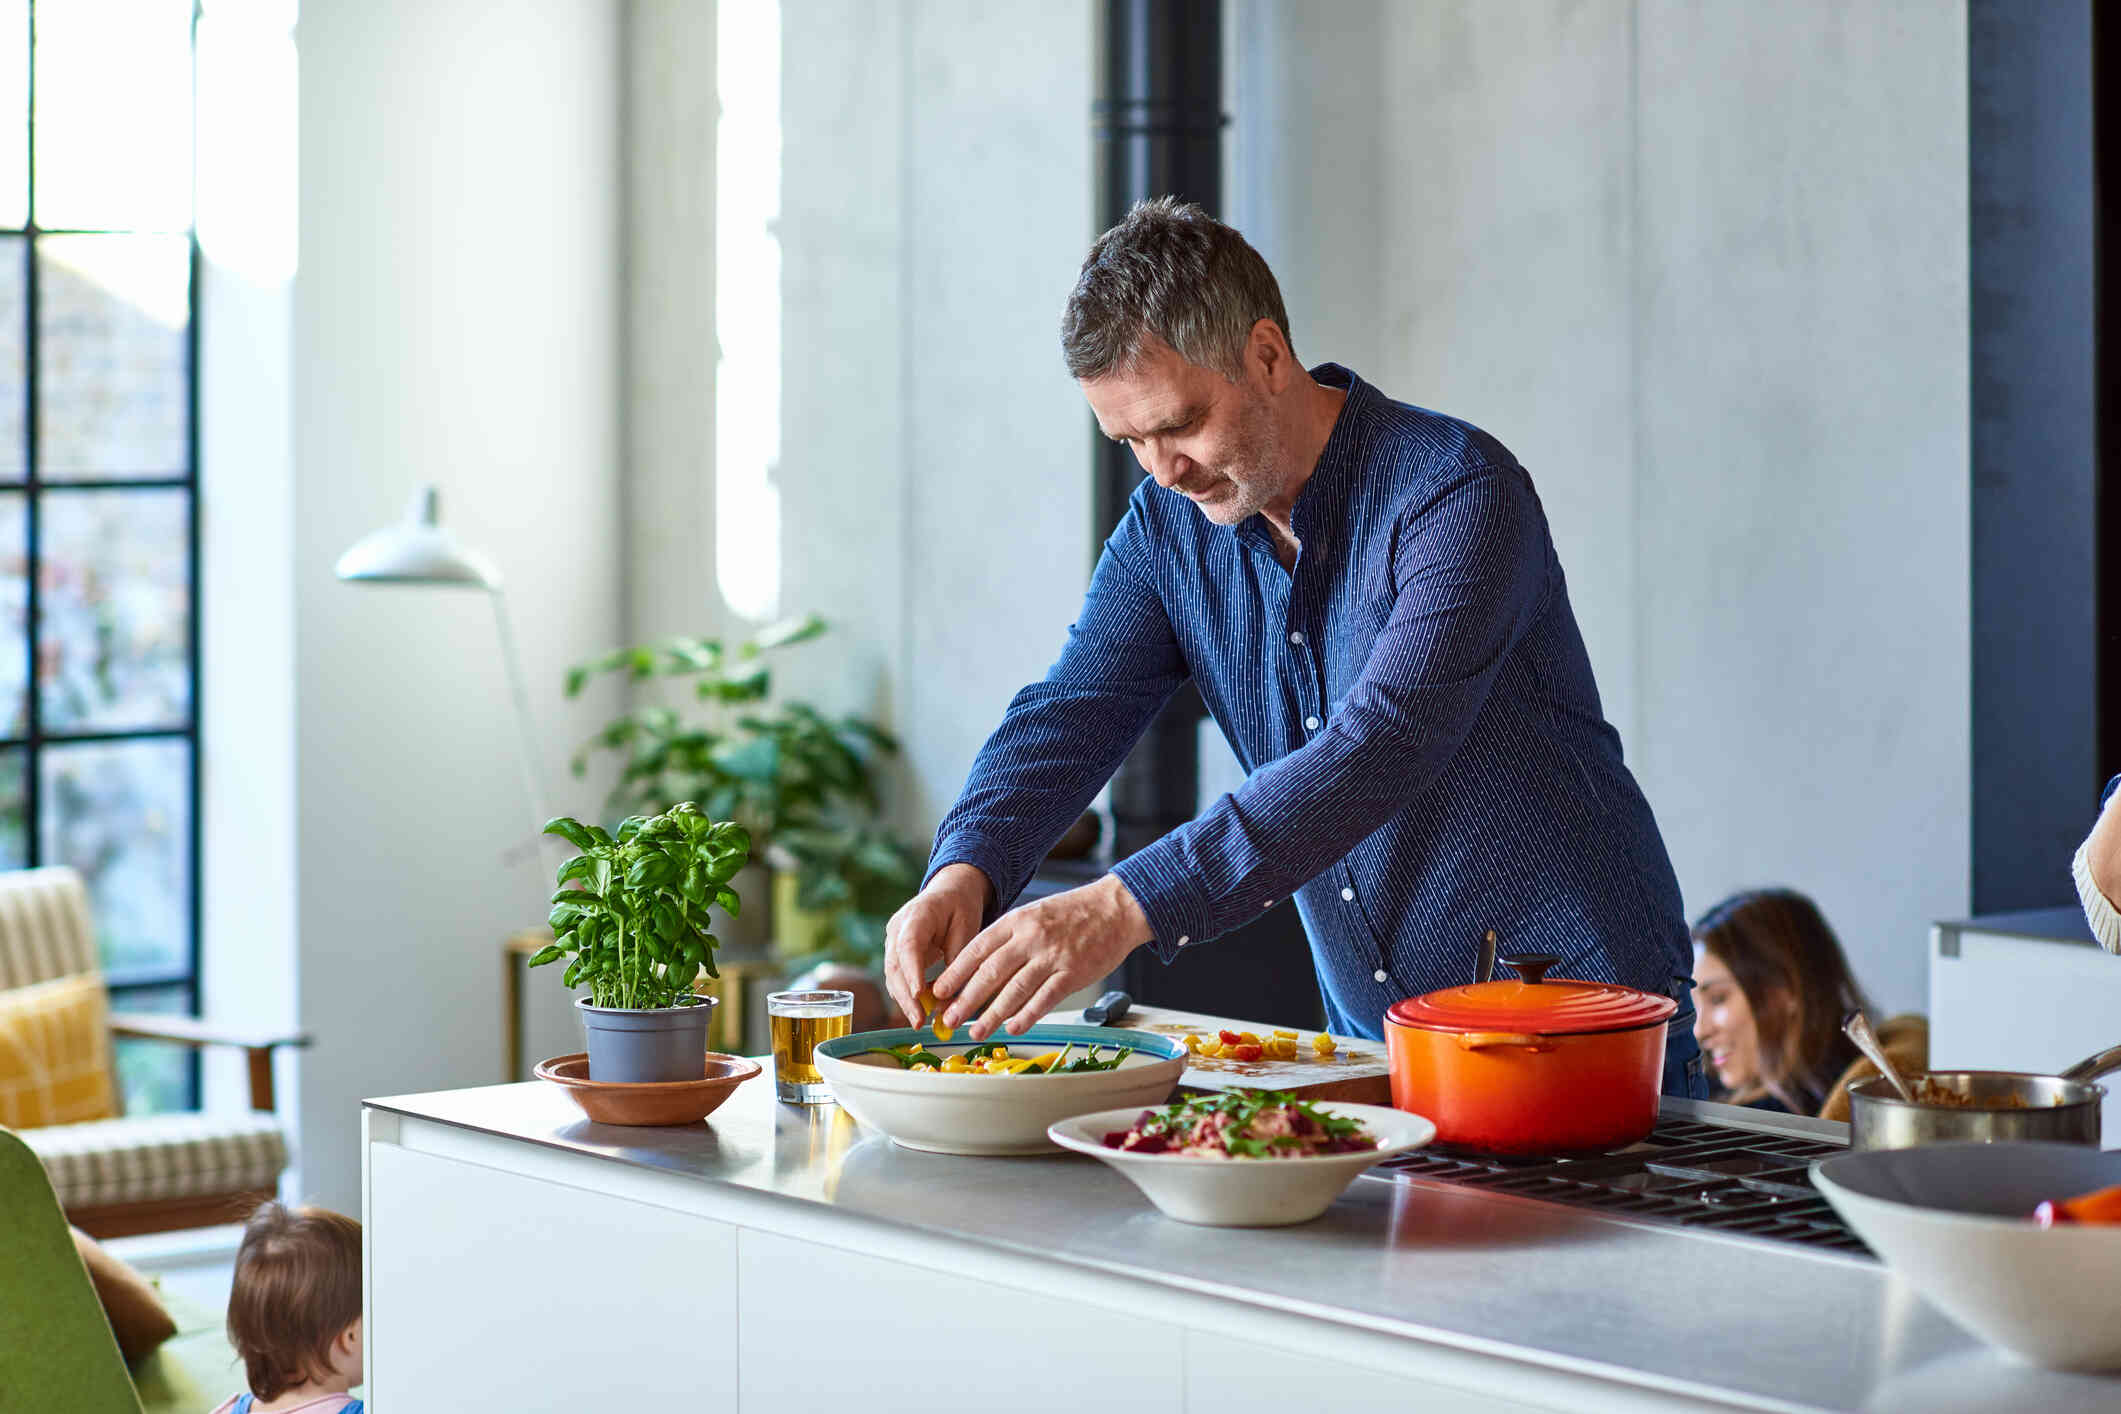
[2077,774,2121,955]
[2074,840,2121,954]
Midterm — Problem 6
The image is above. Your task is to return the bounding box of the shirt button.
[1341,886,1355,901]
[1304,715,1321,731]
[1373,969,1389,984]
[1288,630,1305,645]
[1177,935,1190,946]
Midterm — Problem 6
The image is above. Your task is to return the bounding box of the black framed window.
[2,0,201,1111]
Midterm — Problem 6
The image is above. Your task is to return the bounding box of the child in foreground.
[210,1201,364,1414]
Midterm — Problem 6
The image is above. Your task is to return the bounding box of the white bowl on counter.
[1812,1142,2121,1371]
[1047,1101,1435,1227]
[814,1025,1187,1156]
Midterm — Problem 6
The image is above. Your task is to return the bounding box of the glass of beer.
[768,989,853,1104]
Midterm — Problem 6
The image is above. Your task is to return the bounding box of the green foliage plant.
[529,802,751,1011]
[771,822,927,964]
[563,615,924,969]
[564,614,897,844]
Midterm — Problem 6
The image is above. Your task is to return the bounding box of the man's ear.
[1245,318,1294,393]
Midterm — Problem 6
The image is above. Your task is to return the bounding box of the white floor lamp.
[333,486,553,841]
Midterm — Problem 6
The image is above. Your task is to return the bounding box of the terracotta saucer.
[534,1052,761,1126]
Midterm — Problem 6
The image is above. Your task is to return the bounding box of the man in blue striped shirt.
[885,199,1704,1097]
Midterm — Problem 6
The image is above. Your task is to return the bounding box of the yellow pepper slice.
[1312,1033,1337,1055]
[918,988,955,1041]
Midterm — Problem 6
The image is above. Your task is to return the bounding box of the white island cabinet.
[364,1082,2120,1412]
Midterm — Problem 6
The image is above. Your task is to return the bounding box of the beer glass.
[769,989,853,1104]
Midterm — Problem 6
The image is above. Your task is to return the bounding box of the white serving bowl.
[1047,1101,1435,1227]
[1813,1142,2121,1371]
[814,1025,1187,1156]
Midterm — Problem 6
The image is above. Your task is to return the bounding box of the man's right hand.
[884,863,994,1025]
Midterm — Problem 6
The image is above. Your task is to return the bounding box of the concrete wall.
[623,0,1093,840]
[1232,0,1967,1012]
[294,0,623,1213]
[1633,1,1968,1014]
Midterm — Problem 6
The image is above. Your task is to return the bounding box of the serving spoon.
[1843,1010,1917,1102]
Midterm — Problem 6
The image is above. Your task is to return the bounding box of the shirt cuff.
[1111,845,1215,964]
[924,833,1014,927]
[2073,838,2121,956]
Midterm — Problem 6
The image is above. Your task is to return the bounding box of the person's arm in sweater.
[2073,775,2121,954]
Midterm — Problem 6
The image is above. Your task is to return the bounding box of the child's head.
[227,1201,364,1400]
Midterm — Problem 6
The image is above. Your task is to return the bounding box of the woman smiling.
[1689,889,1926,1119]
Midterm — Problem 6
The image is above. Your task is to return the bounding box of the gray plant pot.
[577,995,718,1083]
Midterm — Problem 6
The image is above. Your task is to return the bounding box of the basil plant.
[530,802,751,1011]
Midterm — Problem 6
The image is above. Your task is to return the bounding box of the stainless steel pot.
[1847,1041,2121,1151]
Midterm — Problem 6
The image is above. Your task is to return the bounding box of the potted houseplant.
[564,616,900,955]
[771,821,927,965]
[772,822,928,1033]
[530,801,751,1082]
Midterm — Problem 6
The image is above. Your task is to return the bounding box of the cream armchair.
[0,867,308,1238]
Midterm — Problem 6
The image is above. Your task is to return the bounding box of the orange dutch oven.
[1384,953,1676,1155]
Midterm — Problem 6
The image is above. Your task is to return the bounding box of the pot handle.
[2058,1041,2121,1084]
[1455,1031,1555,1053]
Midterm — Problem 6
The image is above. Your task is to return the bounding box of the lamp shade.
[334,486,499,588]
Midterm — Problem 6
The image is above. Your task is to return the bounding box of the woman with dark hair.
[1690,888,1926,1118]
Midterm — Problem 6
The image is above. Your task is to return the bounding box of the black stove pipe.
[1093,0,1225,860]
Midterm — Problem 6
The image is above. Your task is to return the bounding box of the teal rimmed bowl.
[814,1024,1187,1156]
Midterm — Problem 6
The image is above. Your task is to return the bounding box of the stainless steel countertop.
[366,1080,2121,1413]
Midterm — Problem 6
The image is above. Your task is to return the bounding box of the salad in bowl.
[1050,1092,1436,1227]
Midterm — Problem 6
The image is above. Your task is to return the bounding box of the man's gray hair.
[1060,197,1293,382]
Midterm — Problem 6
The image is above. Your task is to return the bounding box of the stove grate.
[1369,1116,1872,1258]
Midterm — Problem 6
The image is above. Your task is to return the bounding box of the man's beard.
[1192,394,1285,526]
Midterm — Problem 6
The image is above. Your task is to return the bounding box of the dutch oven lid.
[1386,953,1678,1035]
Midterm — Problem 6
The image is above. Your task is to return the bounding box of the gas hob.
[1367,1097,1873,1259]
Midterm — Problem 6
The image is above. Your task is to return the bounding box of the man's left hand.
[931,873,1153,1040]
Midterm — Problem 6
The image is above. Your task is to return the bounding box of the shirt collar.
[1233,362,1370,552]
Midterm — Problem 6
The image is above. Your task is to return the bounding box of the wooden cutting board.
[1110,1004,1392,1105]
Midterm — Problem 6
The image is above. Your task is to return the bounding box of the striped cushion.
[21,1113,288,1209]
[0,973,117,1128]
[0,868,99,989]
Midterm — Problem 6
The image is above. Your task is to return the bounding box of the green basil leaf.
[526,944,565,968]
[543,816,595,850]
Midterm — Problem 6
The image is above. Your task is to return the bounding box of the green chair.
[0,1125,244,1413]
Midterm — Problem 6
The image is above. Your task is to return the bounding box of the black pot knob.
[1499,953,1560,986]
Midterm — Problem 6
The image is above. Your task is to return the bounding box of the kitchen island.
[362,1079,2117,1411]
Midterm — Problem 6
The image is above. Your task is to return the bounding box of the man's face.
[1080,337,1285,526]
